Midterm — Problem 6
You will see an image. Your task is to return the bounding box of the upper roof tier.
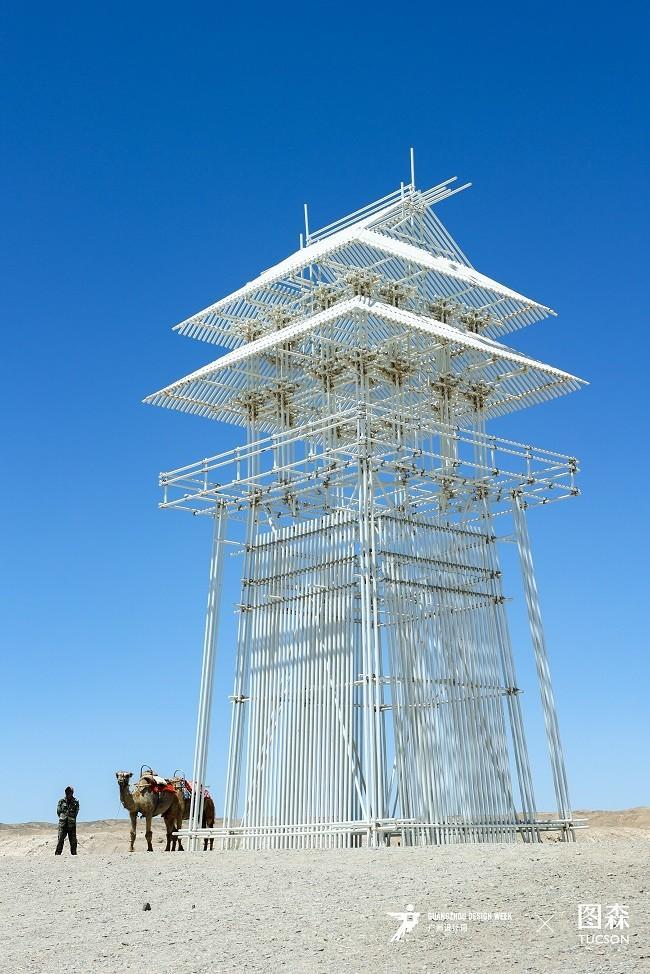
[146,177,586,433]
[173,179,555,348]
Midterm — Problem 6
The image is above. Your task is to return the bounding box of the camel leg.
[202,807,214,850]
[129,812,137,853]
[163,811,172,852]
[163,809,179,851]
[175,808,184,851]
[145,814,153,852]
[174,797,184,851]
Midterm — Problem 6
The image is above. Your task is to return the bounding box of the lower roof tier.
[145,297,585,432]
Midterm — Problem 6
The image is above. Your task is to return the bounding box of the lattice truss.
[146,177,586,849]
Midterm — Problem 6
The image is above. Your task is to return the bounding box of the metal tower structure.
[146,167,585,849]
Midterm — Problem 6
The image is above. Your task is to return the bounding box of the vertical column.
[512,493,573,838]
[357,404,385,846]
[188,502,227,851]
[222,503,256,848]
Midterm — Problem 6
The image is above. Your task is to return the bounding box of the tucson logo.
[578,903,630,946]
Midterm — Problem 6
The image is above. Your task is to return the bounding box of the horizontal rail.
[174,817,586,839]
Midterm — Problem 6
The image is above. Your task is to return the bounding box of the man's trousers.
[55,822,77,855]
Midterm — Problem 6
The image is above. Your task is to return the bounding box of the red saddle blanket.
[151,781,177,795]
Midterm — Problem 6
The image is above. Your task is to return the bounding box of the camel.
[115,771,185,852]
[172,778,217,851]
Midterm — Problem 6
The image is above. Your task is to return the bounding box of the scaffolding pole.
[187,503,227,850]
[512,493,574,839]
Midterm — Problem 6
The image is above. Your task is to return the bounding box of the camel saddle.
[140,773,177,796]
[182,778,212,800]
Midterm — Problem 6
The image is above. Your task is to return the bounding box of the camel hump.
[170,777,193,800]
[139,772,169,787]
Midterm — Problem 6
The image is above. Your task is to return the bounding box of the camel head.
[115,770,133,786]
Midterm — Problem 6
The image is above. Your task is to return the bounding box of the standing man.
[55,786,79,855]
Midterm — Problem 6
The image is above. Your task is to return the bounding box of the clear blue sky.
[2,2,648,823]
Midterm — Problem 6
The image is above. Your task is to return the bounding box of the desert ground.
[1,811,648,974]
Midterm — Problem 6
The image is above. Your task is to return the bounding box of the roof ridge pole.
[304,203,310,246]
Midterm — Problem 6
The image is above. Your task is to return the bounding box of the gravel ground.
[1,838,647,974]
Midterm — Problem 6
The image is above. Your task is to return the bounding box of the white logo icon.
[387,904,420,942]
